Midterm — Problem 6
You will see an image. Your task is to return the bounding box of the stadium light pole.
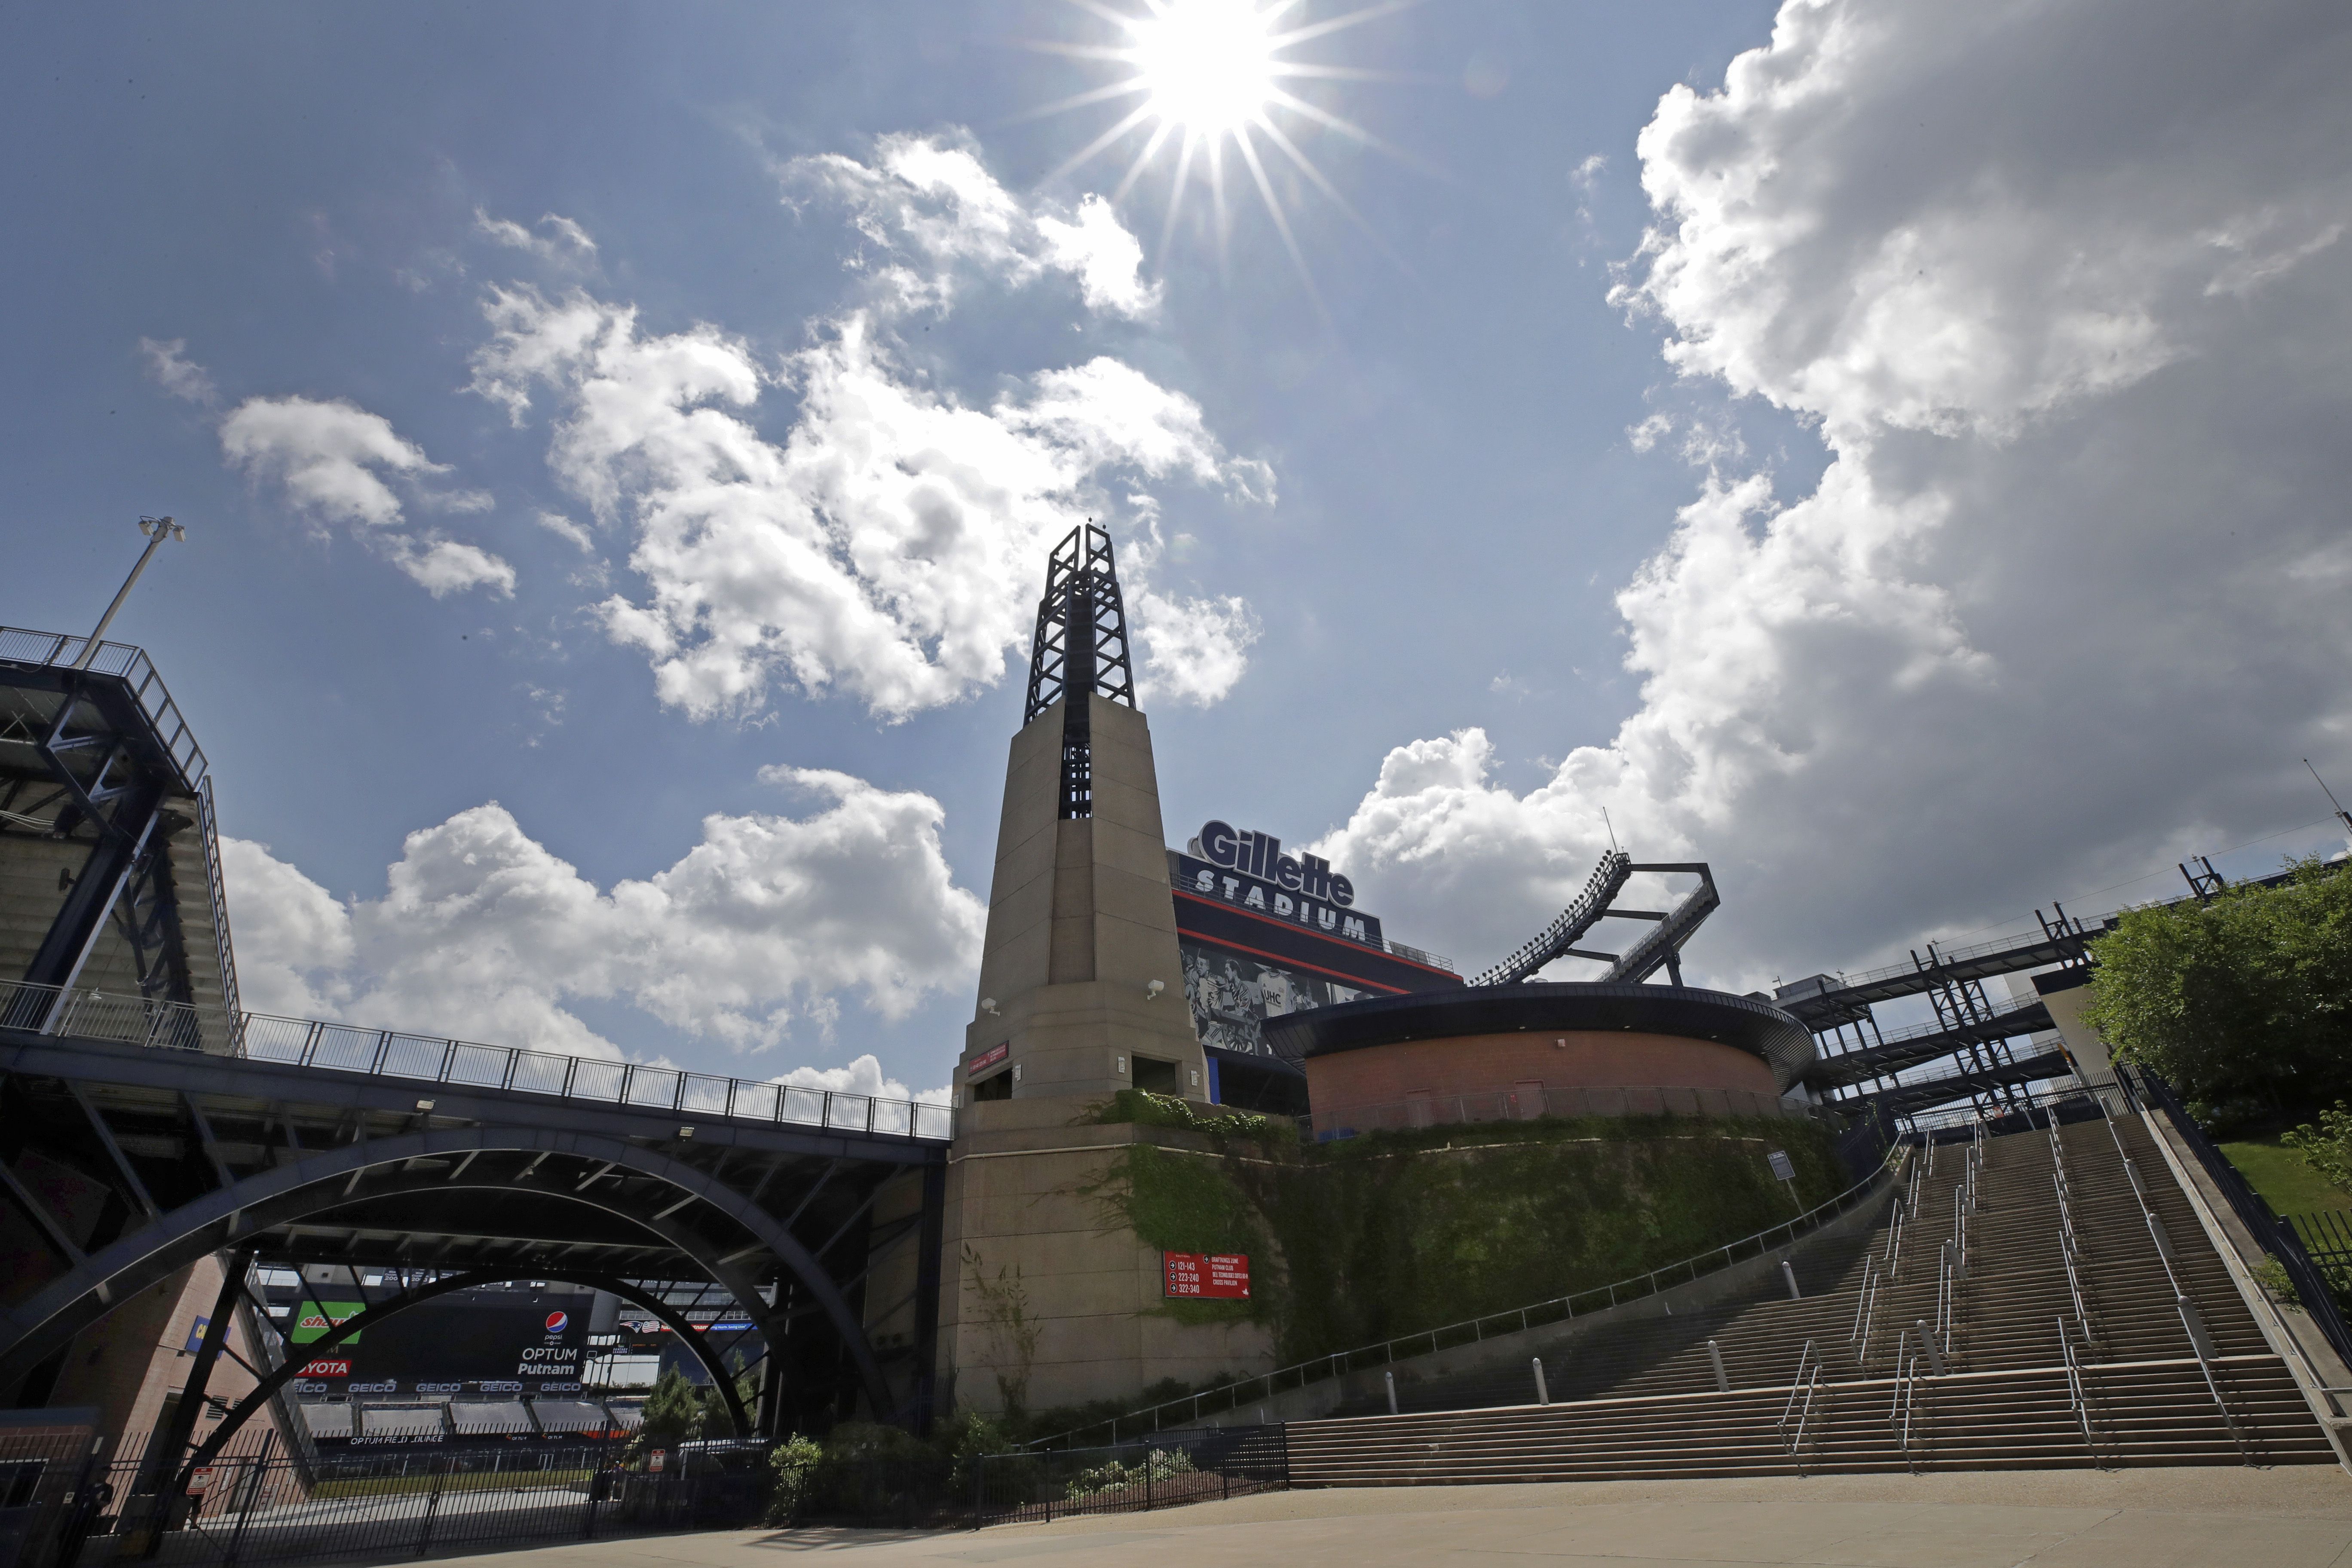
[71,515,184,669]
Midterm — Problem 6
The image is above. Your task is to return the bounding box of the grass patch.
[2220,1136,2352,1217]
[308,1470,591,1499]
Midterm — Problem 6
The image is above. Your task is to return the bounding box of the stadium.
[0,524,2342,1558]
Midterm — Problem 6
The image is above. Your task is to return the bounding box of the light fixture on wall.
[980,998,1000,1016]
[1145,980,1165,1000]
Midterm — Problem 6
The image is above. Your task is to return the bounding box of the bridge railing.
[0,979,953,1141]
[0,623,210,794]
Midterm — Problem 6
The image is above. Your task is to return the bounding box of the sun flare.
[1131,0,1279,136]
[1025,0,1410,294]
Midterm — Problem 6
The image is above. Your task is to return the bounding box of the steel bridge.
[0,977,950,1477]
[1,624,953,1470]
[1781,859,2315,1122]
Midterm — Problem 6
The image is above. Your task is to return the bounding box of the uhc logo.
[544,1311,569,1335]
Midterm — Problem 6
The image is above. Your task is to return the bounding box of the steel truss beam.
[182,1264,753,1487]
[0,1123,892,1415]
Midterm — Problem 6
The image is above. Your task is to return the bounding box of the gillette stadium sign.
[1176,821,1383,949]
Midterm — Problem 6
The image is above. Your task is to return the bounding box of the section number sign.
[1163,1252,1250,1299]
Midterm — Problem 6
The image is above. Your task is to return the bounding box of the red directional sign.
[1163,1252,1250,1299]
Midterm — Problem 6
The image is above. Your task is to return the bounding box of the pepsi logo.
[545,1311,570,1334]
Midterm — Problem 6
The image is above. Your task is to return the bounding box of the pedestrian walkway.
[413,1466,2352,1565]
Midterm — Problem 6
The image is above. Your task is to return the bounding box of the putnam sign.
[1163,1252,1251,1299]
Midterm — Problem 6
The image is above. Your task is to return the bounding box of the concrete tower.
[961,523,1209,1105]
[929,526,1265,1415]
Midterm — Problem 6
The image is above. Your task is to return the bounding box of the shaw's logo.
[545,1311,570,1335]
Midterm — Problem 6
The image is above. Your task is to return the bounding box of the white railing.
[0,978,954,1141]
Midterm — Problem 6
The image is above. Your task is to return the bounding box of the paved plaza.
[420,1466,2352,1567]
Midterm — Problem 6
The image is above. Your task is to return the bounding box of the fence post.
[972,1453,986,1531]
[415,1455,447,1557]
[220,1431,274,1568]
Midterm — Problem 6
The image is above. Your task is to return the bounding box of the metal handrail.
[1884,1173,1912,1267]
[1776,1339,1816,1435]
[1934,1243,1956,1357]
[2047,1112,2092,1344]
[0,978,954,1141]
[1849,1256,1879,1343]
[1776,1338,1820,1457]
[1887,1327,1923,1467]
[1902,1081,2131,1136]
[1779,1342,1822,1461]
[1026,1144,1913,1450]
[2099,1103,2249,1455]
[0,624,208,793]
[2057,1315,2098,1459]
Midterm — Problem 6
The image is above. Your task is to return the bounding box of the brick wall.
[1304,1029,1780,1122]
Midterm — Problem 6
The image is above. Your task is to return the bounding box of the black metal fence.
[2288,1208,2352,1271]
[3,1427,772,1568]
[973,1426,1287,1528]
[2125,1064,2352,1366]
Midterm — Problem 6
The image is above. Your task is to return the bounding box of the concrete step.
[1295,1116,2334,1476]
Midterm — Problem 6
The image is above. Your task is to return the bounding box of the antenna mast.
[2307,759,2352,852]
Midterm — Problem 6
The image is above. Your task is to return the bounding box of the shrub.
[2284,1103,2352,1194]
[1063,1446,1194,1502]
[764,1435,823,1525]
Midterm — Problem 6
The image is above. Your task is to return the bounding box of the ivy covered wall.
[1082,1093,1843,1365]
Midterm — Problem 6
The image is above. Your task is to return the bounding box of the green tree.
[2284,1103,2352,1193]
[631,1367,708,1461]
[2084,856,2352,1117]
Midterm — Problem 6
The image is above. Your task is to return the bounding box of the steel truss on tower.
[1023,524,1135,821]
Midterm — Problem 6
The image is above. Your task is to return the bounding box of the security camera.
[980,998,1000,1016]
[1145,980,1165,1000]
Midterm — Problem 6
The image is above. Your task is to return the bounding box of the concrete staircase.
[1287,1110,2334,1482]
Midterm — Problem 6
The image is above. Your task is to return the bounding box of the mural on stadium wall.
[1179,937,1365,1057]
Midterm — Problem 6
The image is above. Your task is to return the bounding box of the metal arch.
[0,1126,893,1415]
[180,1265,750,1486]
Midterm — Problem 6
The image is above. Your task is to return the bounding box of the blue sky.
[7,1,2349,1098]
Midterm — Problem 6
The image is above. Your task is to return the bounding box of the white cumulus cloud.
[1325,0,2352,985]
[475,207,600,267]
[220,766,986,1068]
[182,371,514,598]
[467,136,1266,718]
[789,132,1160,318]
[138,337,220,408]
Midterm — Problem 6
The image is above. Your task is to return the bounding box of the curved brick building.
[1263,982,1816,1135]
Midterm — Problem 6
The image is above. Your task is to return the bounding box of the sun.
[1024,1,1410,293]
[1130,0,1280,136]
